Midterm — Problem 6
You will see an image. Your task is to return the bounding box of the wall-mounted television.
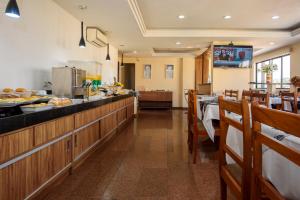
[213,45,253,68]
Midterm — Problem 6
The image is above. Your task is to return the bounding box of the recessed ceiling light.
[269,42,275,45]
[78,5,87,10]
[272,15,280,20]
[178,15,185,19]
[176,42,181,45]
[223,15,232,20]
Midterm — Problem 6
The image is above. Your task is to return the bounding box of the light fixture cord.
[81,22,84,37]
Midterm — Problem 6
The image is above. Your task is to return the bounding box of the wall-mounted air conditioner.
[86,27,108,47]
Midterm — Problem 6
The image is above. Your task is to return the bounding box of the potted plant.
[291,76,300,87]
[260,63,278,83]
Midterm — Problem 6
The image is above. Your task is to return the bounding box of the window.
[255,55,290,89]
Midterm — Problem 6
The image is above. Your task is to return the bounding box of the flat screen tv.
[213,45,253,68]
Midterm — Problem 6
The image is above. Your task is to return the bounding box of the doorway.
[119,63,135,90]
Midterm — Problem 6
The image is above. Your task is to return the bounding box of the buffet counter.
[0,94,134,200]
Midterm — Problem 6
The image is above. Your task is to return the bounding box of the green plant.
[260,63,278,75]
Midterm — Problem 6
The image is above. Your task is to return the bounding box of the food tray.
[20,105,54,113]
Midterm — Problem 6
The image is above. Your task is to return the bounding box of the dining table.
[196,96,300,200]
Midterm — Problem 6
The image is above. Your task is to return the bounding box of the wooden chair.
[250,89,265,94]
[251,104,300,200]
[225,89,232,97]
[187,90,207,163]
[251,92,270,107]
[242,90,251,101]
[280,92,298,113]
[225,89,239,100]
[218,96,252,200]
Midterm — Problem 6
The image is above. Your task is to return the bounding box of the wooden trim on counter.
[0,131,73,170]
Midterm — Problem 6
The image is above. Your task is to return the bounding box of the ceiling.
[54,0,300,57]
[138,0,300,30]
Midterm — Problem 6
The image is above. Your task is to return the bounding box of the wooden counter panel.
[127,103,134,119]
[117,108,127,125]
[126,97,134,105]
[74,108,99,129]
[34,115,74,146]
[0,128,34,164]
[101,113,117,138]
[0,136,72,200]
[74,123,100,159]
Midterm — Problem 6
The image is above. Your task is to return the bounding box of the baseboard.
[172,107,188,110]
[29,166,71,200]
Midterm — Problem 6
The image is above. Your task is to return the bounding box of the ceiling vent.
[86,27,108,47]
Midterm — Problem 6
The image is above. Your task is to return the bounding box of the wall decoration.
[165,64,174,79]
[144,64,151,79]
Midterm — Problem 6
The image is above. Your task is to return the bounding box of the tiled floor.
[44,110,224,200]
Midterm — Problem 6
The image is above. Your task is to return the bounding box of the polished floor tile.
[43,110,231,200]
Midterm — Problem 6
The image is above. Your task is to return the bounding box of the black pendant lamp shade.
[106,43,111,60]
[5,0,20,18]
[79,21,86,48]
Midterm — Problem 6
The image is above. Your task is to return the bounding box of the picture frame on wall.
[144,64,151,79]
[165,64,174,80]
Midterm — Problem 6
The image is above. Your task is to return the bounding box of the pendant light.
[79,21,86,48]
[5,0,20,18]
[106,43,111,60]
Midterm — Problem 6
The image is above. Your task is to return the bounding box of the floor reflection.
[44,110,225,200]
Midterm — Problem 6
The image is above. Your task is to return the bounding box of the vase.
[266,73,272,84]
[266,73,272,93]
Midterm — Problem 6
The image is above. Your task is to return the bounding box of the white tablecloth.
[270,97,282,106]
[202,104,219,141]
[270,97,298,111]
[227,124,300,200]
[197,95,216,119]
[202,104,300,199]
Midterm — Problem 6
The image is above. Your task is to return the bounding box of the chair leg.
[252,177,262,200]
[193,133,198,164]
[189,133,193,153]
[187,130,192,153]
[220,178,227,200]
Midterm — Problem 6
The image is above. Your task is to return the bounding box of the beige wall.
[0,0,118,89]
[123,57,195,107]
[212,68,250,97]
[182,58,195,107]
[290,43,300,77]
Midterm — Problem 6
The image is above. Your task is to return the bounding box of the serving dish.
[20,103,53,113]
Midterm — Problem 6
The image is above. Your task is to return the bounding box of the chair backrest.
[242,90,251,101]
[251,104,300,200]
[250,89,265,94]
[281,91,298,113]
[251,92,270,107]
[218,96,252,200]
[225,89,239,100]
[187,90,198,127]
